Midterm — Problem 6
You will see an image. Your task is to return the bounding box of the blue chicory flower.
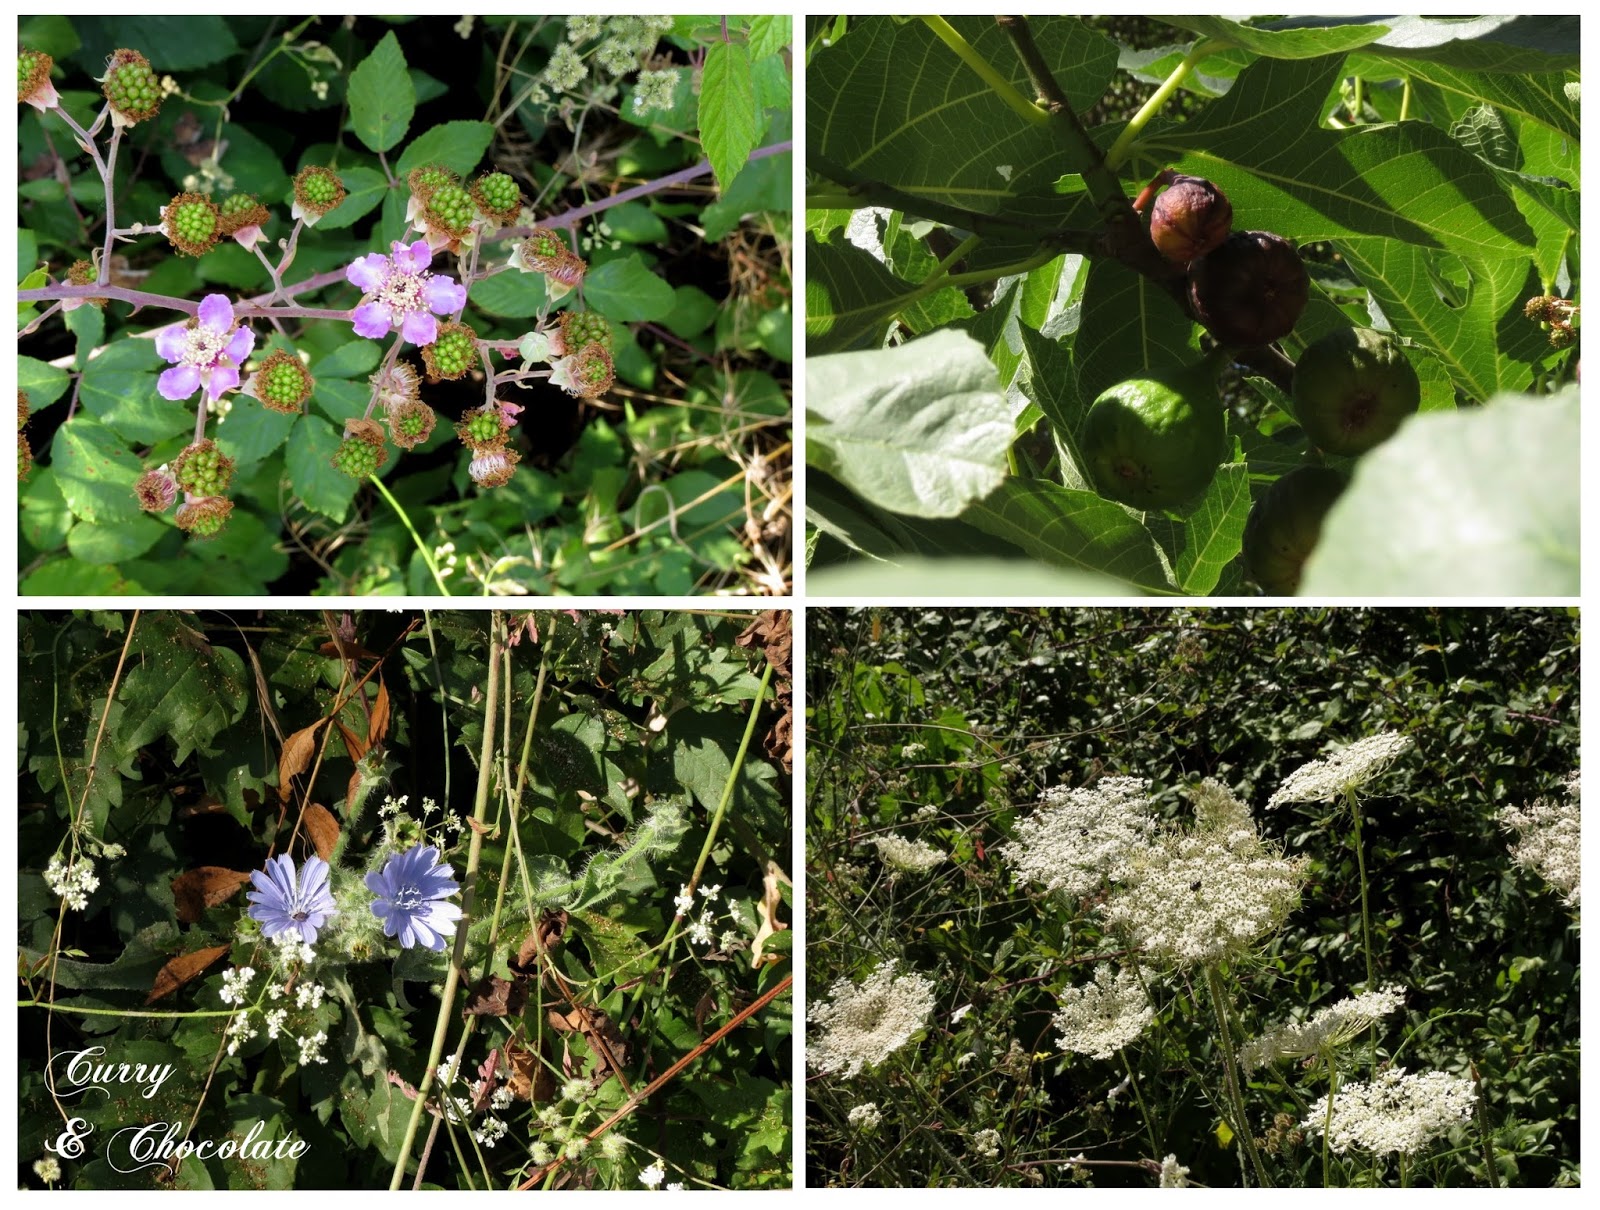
[366,845,463,951]
[246,853,337,944]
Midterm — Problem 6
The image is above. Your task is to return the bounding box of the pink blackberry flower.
[344,239,467,347]
[154,294,254,402]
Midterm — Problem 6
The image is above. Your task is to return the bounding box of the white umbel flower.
[1268,733,1414,807]
[1498,772,1580,908]
[1001,777,1156,898]
[1303,1067,1476,1155]
[870,834,946,873]
[1158,1154,1190,1187]
[1104,817,1307,968]
[1052,964,1153,1060]
[970,1128,1002,1159]
[1240,985,1406,1071]
[847,1102,883,1133]
[809,959,936,1078]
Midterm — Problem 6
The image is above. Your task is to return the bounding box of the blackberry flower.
[247,854,336,944]
[155,293,254,402]
[345,239,467,347]
[366,845,463,951]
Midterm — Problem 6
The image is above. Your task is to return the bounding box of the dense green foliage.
[806,16,1578,596]
[19,16,793,595]
[20,609,792,1189]
[807,607,1578,1187]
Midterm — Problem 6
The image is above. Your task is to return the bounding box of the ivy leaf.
[347,31,415,154]
[701,40,760,192]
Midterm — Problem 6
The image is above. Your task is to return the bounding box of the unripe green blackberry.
[471,172,523,225]
[332,426,388,478]
[425,183,476,234]
[164,192,221,257]
[175,495,233,538]
[407,164,458,204]
[250,349,314,414]
[515,228,568,273]
[101,49,161,125]
[217,192,270,237]
[567,343,615,398]
[422,322,477,382]
[66,259,107,308]
[559,310,611,353]
[19,48,55,108]
[173,439,235,496]
[292,165,345,225]
[457,406,509,450]
[387,399,436,450]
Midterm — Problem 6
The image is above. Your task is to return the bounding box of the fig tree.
[1242,465,1348,595]
[1080,356,1229,510]
[1291,326,1420,455]
[1187,230,1308,348]
[1148,174,1233,265]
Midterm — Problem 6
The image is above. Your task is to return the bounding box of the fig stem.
[928,234,984,282]
[919,16,1049,128]
[1105,39,1228,169]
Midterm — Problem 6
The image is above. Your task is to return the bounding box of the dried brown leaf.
[146,943,230,1004]
[171,867,252,924]
[302,802,340,862]
[277,720,325,803]
[369,676,391,747]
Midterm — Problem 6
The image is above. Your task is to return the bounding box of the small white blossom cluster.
[631,69,679,116]
[220,966,256,1006]
[1001,777,1156,898]
[1498,772,1580,908]
[1104,785,1308,968]
[1268,732,1414,808]
[900,742,928,759]
[870,834,946,874]
[1302,1066,1476,1155]
[639,1162,666,1188]
[913,804,939,821]
[1051,965,1153,1060]
[970,1128,1003,1159]
[225,1011,257,1056]
[297,1030,329,1065]
[271,929,316,966]
[33,1157,62,1184]
[809,959,937,1078]
[264,1007,289,1039]
[847,1102,883,1133]
[1240,986,1406,1071]
[44,853,101,911]
[475,1116,508,1148]
[1158,1154,1190,1187]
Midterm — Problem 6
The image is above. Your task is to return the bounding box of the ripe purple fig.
[1187,230,1309,348]
[1148,174,1233,265]
[1291,327,1421,456]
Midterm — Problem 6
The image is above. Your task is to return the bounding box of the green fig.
[1242,465,1348,595]
[1291,327,1421,455]
[1081,356,1229,510]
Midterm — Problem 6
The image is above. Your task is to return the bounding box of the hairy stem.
[389,612,503,1189]
[1205,964,1273,1187]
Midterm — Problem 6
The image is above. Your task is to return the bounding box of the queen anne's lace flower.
[809,959,936,1078]
[970,1128,1002,1159]
[1052,964,1153,1059]
[847,1102,883,1133]
[870,834,946,874]
[345,240,467,346]
[1268,733,1414,808]
[1001,777,1156,899]
[1240,985,1406,1071]
[1498,772,1580,908]
[1301,1067,1476,1156]
[1104,793,1307,968]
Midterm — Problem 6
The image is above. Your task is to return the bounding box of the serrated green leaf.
[66,514,168,565]
[394,120,494,179]
[808,329,1011,519]
[583,254,676,322]
[311,376,371,425]
[313,165,389,230]
[347,30,415,154]
[313,340,383,379]
[286,414,359,521]
[51,415,143,524]
[20,467,73,552]
[748,14,792,62]
[78,361,192,446]
[215,402,297,467]
[19,355,69,408]
[702,40,761,193]
[468,268,549,319]
[1302,392,1577,596]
